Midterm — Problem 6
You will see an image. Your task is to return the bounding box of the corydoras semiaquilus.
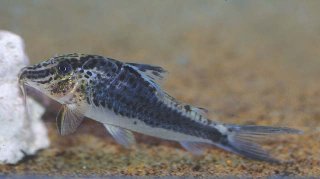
[18,53,302,163]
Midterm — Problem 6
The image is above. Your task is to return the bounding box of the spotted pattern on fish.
[18,53,302,163]
[82,60,223,142]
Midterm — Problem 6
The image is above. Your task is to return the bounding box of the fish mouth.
[18,66,54,104]
[18,67,28,86]
[18,67,29,112]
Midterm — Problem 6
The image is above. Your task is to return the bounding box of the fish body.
[19,53,301,162]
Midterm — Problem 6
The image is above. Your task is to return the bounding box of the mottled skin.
[21,54,221,140]
[19,53,301,163]
[85,58,222,141]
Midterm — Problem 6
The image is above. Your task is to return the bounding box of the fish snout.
[18,66,53,84]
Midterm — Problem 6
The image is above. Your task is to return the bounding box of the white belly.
[85,106,211,143]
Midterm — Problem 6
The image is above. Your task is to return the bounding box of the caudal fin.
[217,125,302,163]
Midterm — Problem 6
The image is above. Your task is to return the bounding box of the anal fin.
[180,141,207,155]
[103,124,136,148]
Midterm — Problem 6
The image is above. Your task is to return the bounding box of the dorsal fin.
[126,62,208,121]
[124,64,165,99]
[126,63,166,83]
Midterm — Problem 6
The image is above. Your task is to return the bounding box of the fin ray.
[103,124,136,148]
[126,63,166,83]
[56,104,85,135]
[180,141,206,155]
[124,64,165,99]
[215,125,302,163]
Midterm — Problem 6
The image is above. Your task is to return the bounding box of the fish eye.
[57,62,72,75]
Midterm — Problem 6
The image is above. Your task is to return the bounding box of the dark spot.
[133,121,137,125]
[86,97,91,104]
[47,77,53,82]
[93,99,99,106]
[115,62,122,69]
[109,85,115,90]
[148,120,156,126]
[107,103,112,109]
[152,71,160,76]
[192,165,201,171]
[69,58,77,63]
[92,92,97,99]
[113,107,119,115]
[49,69,55,75]
[119,73,125,81]
[149,111,156,117]
[100,101,106,107]
[86,71,92,76]
[136,106,143,113]
[128,77,134,84]
[83,58,98,69]
[184,105,191,111]
[115,94,121,101]
[154,113,161,119]
[124,112,130,118]
[148,86,156,93]
[80,84,85,90]
[131,82,137,88]
[100,60,106,66]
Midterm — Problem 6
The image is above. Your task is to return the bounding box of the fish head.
[19,54,86,103]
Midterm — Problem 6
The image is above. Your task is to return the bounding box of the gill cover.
[55,61,86,135]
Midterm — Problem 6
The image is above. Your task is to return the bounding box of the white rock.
[0,31,50,164]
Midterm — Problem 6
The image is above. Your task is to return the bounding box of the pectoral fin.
[103,124,136,148]
[56,104,85,135]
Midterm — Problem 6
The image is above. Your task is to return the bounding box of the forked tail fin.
[217,125,302,163]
